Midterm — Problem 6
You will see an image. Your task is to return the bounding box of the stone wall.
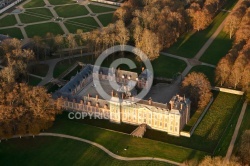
[212,87,244,95]
[91,0,122,6]
[180,97,214,137]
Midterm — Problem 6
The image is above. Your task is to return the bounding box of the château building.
[54,64,191,136]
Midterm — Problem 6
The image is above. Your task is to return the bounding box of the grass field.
[88,4,116,13]
[48,0,76,5]
[152,54,187,78]
[64,17,99,33]
[47,117,207,163]
[28,76,42,86]
[166,0,237,58]
[98,13,114,26]
[19,13,49,23]
[28,64,49,77]
[0,28,23,39]
[54,5,89,18]
[0,15,17,27]
[200,31,233,65]
[23,0,46,8]
[25,22,64,37]
[0,137,170,166]
[233,105,250,155]
[188,65,215,86]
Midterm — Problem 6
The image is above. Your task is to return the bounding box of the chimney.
[96,95,98,101]
[170,101,173,110]
[87,101,91,106]
[111,90,114,97]
[88,93,90,99]
[148,97,152,105]
[180,103,183,110]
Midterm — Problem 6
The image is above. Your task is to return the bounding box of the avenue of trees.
[0,39,62,139]
[181,72,212,109]
[216,0,250,101]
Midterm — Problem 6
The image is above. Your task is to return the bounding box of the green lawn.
[0,28,24,39]
[25,8,54,17]
[98,13,114,26]
[25,22,64,37]
[28,64,49,77]
[28,76,42,86]
[54,5,89,18]
[152,54,187,78]
[88,4,116,13]
[65,17,99,33]
[23,0,46,8]
[199,31,233,65]
[19,8,53,23]
[18,14,49,23]
[166,0,237,58]
[188,65,215,86]
[48,0,75,5]
[0,137,170,166]
[0,15,17,27]
[233,105,250,155]
[47,118,206,163]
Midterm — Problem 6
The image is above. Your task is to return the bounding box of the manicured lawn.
[0,15,17,27]
[0,28,23,39]
[25,22,64,37]
[23,0,46,8]
[233,105,250,155]
[88,4,116,13]
[28,76,42,86]
[213,99,244,156]
[166,0,237,58]
[28,64,49,77]
[19,8,53,23]
[19,14,49,23]
[48,0,75,5]
[47,118,207,163]
[25,8,54,17]
[54,5,89,18]
[200,31,233,65]
[152,54,187,78]
[98,13,114,26]
[0,137,169,166]
[65,17,99,33]
[188,65,215,86]
[67,17,99,27]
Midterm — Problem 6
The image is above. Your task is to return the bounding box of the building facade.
[55,64,191,136]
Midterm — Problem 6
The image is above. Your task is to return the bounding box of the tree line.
[0,38,62,139]
[216,0,250,101]
[9,0,230,63]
